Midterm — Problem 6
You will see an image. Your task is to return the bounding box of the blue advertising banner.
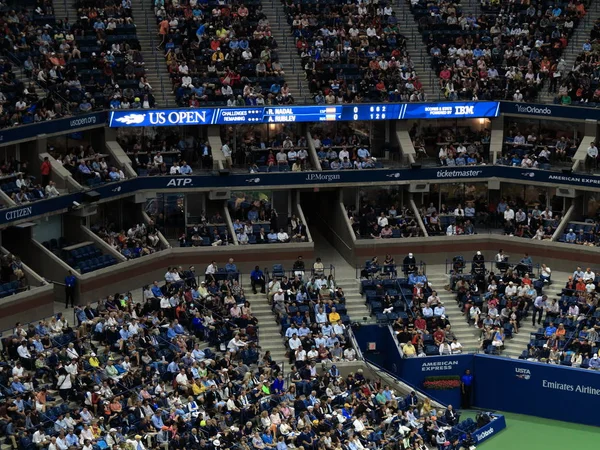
[474,414,506,444]
[4,165,600,227]
[473,355,600,427]
[0,112,106,145]
[354,325,472,407]
[108,101,500,127]
[500,101,598,120]
[389,354,474,407]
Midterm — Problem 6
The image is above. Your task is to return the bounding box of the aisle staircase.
[538,3,600,104]
[130,0,176,107]
[244,285,288,365]
[394,3,436,100]
[261,1,308,103]
[427,267,481,352]
[246,266,373,369]
[502,272,568,358]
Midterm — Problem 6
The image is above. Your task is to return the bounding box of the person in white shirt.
[227,334,247,354]
[169,162,180,174]
[288,334,302,351]
[504,207,515,223]
[277,229,289,242]
[353,416,366,433]
[45,181,60,197]
[221,141,232,168]
[33,429,49,447]
[505,282,517,298]
[339,147,350,161]
[377,212,388,228]
[205,261,217,282]
[450,339,463,354]
[439,342,452,355]
[17,343,31,359]
[540,264,552,282]
[343,347,356,361]
[446,224,456,235]
[175,369,189,389]
[583,268,595,282]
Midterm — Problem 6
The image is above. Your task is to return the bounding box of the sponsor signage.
[0,112,106,145]
[421,360,459,371]
[474,355,600,427]
[474,415,507,444]
[4,206,33,221]
[500,101,600,120]
[5,165,600,227]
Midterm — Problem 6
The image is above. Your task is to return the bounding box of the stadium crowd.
[0,0,152,129]
[156,0,290,107]
[416,0,587,101]
[94,222,162,259]
[283,0,425,103]
[523,265,600,367]
[0,258,486,450]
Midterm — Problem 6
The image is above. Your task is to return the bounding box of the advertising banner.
[474,414,507,444]
[5,165,600,227]
[0,112,106,145]
[473,355,600,427]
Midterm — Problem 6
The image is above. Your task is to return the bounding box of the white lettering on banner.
[5,206,33,221]
[476,428,494,442]
[421,360,458,371]
[454,106,474,115]
[514,104,552,115]
[436,170,483,178]
[70,116,97,127]
[515,367,531,380]
[147,111,208,125]
[266,108,296,123]
[305,173,341,182]
[548,174,600,186]
[542,380,600,395]
[166,178,193,187]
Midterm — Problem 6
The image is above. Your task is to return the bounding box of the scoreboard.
[109,101,499,127]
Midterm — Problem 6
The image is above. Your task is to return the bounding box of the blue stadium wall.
[356,326,600,426]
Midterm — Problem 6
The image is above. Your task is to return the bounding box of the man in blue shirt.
[151,410,165,430]
[179,161,192,174]
[65,270,76,308]
[151,281,164,298]
[545,322,557,337]
[225,258,237,273]
[461,369,473,408]
[250,265,265,294]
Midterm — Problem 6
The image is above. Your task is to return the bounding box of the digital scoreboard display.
[109,102,499,127]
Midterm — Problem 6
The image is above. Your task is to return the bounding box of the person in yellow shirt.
[88,352,100,369]
[328,307,341,323]
[211,48,224,62]
[402,342,416,358]
[192,379,207,396]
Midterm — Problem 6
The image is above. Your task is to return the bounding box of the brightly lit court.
[462,411,600,449]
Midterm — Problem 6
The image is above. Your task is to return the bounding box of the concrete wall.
[352,234,600,273]
[0,284,55,332]
[75,242,314,303]
[300,190,355,264]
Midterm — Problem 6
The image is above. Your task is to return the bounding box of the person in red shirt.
[40,156,51,187]
[415,315,427,333]
[433,326,446,346]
